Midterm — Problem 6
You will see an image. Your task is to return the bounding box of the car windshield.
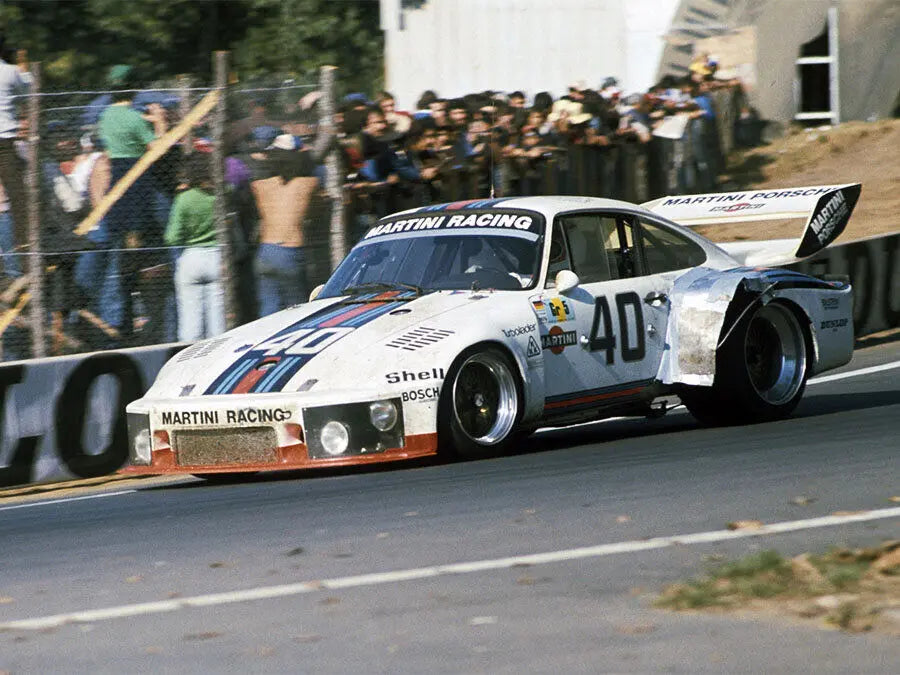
[319,209,545,297]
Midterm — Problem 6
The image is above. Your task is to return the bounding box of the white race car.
[125,184,860,476]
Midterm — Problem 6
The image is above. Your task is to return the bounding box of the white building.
[380,0,680,109]
[380,0,899,125]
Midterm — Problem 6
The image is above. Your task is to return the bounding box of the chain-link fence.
[4,55,745,361]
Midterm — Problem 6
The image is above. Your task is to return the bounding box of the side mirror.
[554,270,580,295]
[309,284,324,302]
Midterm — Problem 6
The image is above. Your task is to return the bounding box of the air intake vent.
[176,337,230,362]
[386,327,454,351]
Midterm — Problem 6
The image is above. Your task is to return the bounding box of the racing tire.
[438,346,523,459]
[680,300,809,426]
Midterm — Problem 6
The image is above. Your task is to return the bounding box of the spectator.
[164,153,224,340]
[616,94,654,144]
[0,40,31,261]
[250,134,320,316]
[95,65,169,338]
[377,91,412,137]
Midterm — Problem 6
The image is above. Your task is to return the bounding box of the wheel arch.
[446,339,541,423]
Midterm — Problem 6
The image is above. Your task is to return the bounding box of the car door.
[538,211,674,411]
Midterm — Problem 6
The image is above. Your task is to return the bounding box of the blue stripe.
[213,358,256,395]
[260,356,314,393]
[256,355,304,393]
[344,302,398,327]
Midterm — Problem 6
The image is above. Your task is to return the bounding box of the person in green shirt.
[165,153,224,341]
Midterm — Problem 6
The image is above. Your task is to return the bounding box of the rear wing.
[642,183,861,262]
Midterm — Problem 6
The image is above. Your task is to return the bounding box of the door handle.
[644,291,668,306]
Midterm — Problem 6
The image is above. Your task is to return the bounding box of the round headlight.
[369,401,398,432]
[320,421,350,456]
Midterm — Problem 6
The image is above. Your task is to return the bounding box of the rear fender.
[660,268,852,386]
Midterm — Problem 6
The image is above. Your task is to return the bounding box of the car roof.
[390,195,652,220]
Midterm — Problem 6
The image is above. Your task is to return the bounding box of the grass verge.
[655,541,900,633]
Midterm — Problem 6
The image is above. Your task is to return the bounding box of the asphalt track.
[1,340,898,673]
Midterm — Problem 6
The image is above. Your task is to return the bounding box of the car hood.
[147,289,515,398]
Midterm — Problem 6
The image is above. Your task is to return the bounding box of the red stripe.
[233,358,280,394]
[319,290,401,328]
[543,386,644,411]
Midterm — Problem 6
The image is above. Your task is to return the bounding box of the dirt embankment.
[695,119,900,244]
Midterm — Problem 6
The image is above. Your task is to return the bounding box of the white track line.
[3,506,899,631]
[0,490,135,513]
[808,359,900,385]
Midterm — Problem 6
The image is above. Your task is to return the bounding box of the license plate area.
[173,427,278,466]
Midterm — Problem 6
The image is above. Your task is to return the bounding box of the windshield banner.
[364,211,542,240]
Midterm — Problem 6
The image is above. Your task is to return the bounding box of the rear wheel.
[438,347,522,459]
[681,301,808,425]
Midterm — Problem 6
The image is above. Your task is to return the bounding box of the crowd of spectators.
[0,44,760,358]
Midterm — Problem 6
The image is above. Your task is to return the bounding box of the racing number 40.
[589,292,645,364]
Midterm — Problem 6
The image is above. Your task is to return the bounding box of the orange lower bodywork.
[119,433,439,475]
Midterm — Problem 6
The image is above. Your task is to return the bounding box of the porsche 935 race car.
[124,183,860,475]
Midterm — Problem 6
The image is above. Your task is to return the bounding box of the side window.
[546,220,573,287]
[555,214,616,284]
[601,217,637,279]
[638,218,707,274]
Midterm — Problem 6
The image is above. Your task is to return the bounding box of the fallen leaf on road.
[125,575,143,583]
[403,511,419,517]
[871,548,900,574]
[789,495,816,506]
[209,561,229,569]
[614,622,657,635]
[294,633,321,643]
[286,547,305,556]
[616,515,632,523]
[0,596,14,604]
[727,520,764,530]
[468,616,497,626]
[319,596,341,606]
[888,496,900,503]
[183,632,223,641]
[376,532,390,539]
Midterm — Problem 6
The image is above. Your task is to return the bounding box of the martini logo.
[709,202,764,213]
[541,326,577,354]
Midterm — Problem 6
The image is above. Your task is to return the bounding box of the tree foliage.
[0,0,383,93]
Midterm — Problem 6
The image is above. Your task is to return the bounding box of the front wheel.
[438,347,522,459]
[681,301,808,425]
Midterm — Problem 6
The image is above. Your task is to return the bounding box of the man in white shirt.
[0,39,31,257]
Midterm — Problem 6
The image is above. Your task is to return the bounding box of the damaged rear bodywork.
[661,266,853,387]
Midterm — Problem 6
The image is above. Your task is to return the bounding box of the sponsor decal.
[401,386,440,403]
[820,318,849,330]
[385,368,446,384]
[709,202,765,213]
[548,297,575,323]
[809,191,849,246]
[363,211,539,240]
[661,187,834,207]
[541,326,577,354]
[526,335,542,358]
[161,408,292,426]
[502,323,536,338]
[821,297,840,310]
[531,299,547,323]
